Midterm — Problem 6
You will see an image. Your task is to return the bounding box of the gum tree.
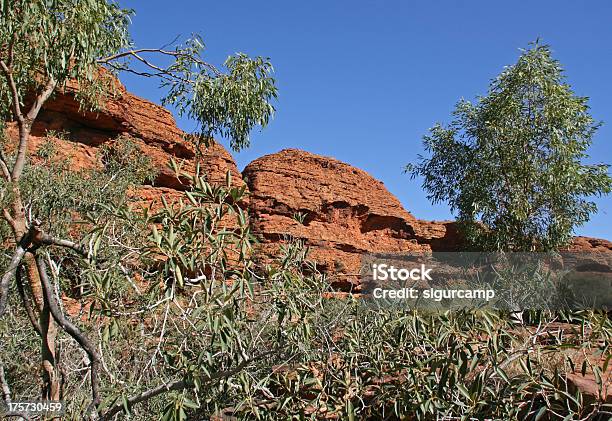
[0,0,276,414]
[408,42,611,251]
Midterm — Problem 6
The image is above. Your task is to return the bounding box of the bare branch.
[35,255,102,411]
[98,48,174,63]
[100,350,275,420]
[98,48,221,77]
[103,61,176,83]
[15,265,41,335]
[98,48,188,64]
[39,234,89,258]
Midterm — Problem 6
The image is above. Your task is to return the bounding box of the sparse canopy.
[408,42,612,251]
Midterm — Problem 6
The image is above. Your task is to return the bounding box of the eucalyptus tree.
[408,42,611,251]
[0,0,277,416]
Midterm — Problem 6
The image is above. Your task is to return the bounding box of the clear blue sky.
[119,0,611,239]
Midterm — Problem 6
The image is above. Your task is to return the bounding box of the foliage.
[163,45,278,152]
[408,42,612,251]
[0,0,131,117]
[236,307,611,420]
[0,133,154,240]
[1,162,610,419]
[0,1,277,151]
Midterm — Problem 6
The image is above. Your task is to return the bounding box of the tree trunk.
[8,124,61,402]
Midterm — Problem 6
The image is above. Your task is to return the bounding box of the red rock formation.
[243,148,611,290]
[4,77,608,287]
[5,75,243,210]
[568,236,612,253]
[243,149,461,289]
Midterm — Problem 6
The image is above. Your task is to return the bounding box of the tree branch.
[98,48,180,63]
[15,265,41,335]
[103,61,176,83]
[25,77,57,122]
[0,223,80,318]
[100,350,275,420]
[0,227,34,317]
[0,361,11,403]
[35,255,102,411]
[39,234,89,258]
[1,209,15,232]
[0,226,91,318]
[9,77,57,182]
[98,48,221,77]
[0,149,11,182]
[0,60,23,124]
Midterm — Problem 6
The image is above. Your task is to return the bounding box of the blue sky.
[119,0,611,239]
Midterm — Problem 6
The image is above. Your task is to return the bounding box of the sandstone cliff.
[6,76,243,210]
[243,149,461,289]
[4,79,610,288]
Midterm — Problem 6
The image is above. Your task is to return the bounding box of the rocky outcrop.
[5,78,609,289]
[242,149,611,290]
[243,149,462,289]
[5,76,610,409]
[568,236,612,253]
[6,75,242,210]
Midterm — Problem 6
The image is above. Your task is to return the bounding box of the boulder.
[243,149,460,289]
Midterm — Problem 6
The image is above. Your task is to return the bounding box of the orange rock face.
[243,149,461,289]
[4,78,609,288]
[6,75,243,208]
[568,236,612,252]
[242,149,610,289]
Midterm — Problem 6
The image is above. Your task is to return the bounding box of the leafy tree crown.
[408,42,612,251]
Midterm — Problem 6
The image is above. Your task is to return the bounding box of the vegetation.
[408,42,612,251]
[0,3,610,420]
[1,162,610,419]
[0,0,277,417]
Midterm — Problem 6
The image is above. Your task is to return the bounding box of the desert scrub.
[231,307,611,420]
[1,165,611,420]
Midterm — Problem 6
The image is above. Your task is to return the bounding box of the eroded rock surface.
[568,236,612,253]
[4,79,609,289]
[243,149,462,289]
[15,76,243,202]
[5,75,242,210]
